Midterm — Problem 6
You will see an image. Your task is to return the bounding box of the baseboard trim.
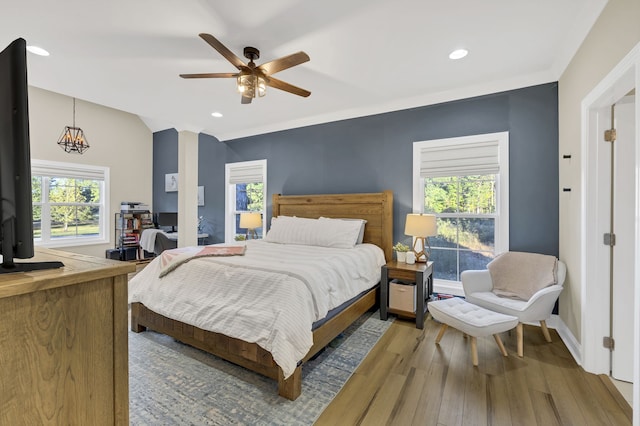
[522,315,582,365]
[550,314,582,366]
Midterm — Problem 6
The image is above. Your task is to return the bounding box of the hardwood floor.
[316,316,632,426]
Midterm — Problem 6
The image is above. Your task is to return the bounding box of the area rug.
[129,311,391,425]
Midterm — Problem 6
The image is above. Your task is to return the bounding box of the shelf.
[387,304,428,319]
[115,211,151,261]
[387,307,416,318]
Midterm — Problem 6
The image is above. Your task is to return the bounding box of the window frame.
[32,159,110,248]
[412,132,509,296]
[224,159,267,243]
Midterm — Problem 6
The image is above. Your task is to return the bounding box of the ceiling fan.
[180,33,311,104]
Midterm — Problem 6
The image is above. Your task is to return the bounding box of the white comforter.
[128,240,386,378]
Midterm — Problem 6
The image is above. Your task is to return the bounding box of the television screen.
[0,38,63,273]
[155,212,178,232]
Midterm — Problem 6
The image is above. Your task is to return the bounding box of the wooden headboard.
[272,191,393,262]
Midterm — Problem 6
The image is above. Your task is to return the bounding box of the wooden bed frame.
[130,190,393,400]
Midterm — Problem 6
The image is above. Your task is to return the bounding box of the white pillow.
[264,215,361,248]
[319,217,366,244]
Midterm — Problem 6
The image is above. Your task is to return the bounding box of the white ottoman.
[429,297,518,366]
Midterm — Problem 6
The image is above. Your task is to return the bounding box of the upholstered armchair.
[461,253,566,357]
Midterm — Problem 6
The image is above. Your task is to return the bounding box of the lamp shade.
[239,212,262,229]
[404,214,437,237]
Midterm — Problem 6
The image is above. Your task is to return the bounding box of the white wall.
[558,0,640,341]
[28,86,153,259]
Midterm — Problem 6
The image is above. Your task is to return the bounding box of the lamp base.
[412,237,432,263]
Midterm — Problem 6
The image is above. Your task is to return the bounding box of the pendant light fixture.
[57,97,89,154]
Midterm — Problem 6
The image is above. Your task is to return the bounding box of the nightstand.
[380,260,433,329]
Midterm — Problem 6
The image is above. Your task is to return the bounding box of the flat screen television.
[0,38,63,273]
[155,212,178,233]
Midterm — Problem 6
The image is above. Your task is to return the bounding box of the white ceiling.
[2,0,607,141]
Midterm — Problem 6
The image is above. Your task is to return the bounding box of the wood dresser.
[0,248,134,425]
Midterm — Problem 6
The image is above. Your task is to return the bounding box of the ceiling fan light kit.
[180,33,310,104]
[237,74,266,98]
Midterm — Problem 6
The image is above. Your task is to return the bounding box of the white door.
[611,95,635,382]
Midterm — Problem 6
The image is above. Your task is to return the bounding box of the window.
[412,132,509,295]
[224,159,266,242]
[32,159,109,247]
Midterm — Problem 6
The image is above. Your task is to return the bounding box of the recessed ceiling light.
[449,49,468,60]
[26,45,50,56]
[211,112,223,118]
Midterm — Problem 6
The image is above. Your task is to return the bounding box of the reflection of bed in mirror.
[129,191,393,400]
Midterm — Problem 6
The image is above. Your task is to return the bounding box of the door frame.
[581,42,639,421]
[611,97,636,382]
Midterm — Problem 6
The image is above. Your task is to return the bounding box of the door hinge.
[604,128,617,142]
[603,336,615,350]
[603,233,616,246]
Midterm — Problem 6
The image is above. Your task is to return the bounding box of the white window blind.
[32,159,107,180]
[227,162,264,184]
[419,136,500,178]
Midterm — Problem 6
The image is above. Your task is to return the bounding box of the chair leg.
[435,324,448,344]
[516,323,524,357]
[540,320,552,343]
[471,336,478,366]
[493,334,508,357]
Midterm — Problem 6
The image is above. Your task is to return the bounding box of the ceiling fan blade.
[241,95,252,104]
[199,33,247,70]
[180,72,238,79]
[266,77,311,97]
[258,52,310,76]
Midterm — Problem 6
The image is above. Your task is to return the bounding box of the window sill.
[35,237,108,249]
[433,279,465,297]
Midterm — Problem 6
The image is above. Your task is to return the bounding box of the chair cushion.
[465,284,564,322]
[429,298,518,338]
[465,291,528,317]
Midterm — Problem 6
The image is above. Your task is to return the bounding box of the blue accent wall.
[152,82,559,256]
[152,128,178,213]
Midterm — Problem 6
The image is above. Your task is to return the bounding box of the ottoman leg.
[435,324,448,343]
[493,334,508,357]
[471,336,478,366]
[517,323,524,357]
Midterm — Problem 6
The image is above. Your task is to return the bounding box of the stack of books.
[140,215,155,229]
[122,233,139,246]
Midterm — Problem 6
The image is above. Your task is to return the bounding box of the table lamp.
[404,213,437,262]
[239,212,262,239]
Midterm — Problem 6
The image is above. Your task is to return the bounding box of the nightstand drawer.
[390,269,418,281]
[389,281,416,313]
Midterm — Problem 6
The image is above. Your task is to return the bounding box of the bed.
[129,191,393,400]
